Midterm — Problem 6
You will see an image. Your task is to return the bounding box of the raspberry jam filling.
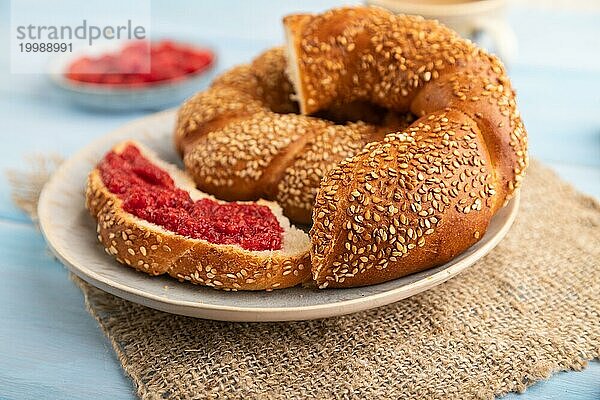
[98,144,283,251]
[67,40,214,85]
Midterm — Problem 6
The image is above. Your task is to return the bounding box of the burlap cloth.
[8,159,600,399]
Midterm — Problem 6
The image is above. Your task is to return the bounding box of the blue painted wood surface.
[0,1,598,399]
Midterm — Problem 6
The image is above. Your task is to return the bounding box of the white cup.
[365,0,517,65]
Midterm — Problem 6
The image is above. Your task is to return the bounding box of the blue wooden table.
[0,1,598,399]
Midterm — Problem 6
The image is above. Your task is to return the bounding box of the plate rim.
[37,110,520,321]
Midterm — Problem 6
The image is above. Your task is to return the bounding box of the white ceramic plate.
[38,110,520,322]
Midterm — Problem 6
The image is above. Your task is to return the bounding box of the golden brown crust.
[174,83,264,156]
[283,7,528,288]
[250,48,299,114]
[85,147,311,291]
[310,110,496,288]
[173,7,528,289]
[284,7,527,204]
[411,71,527,205]
[284,8,488,113]
[175,47,400,223]
[274,122,383,224]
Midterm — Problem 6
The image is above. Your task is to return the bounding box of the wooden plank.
[0,220,134,399]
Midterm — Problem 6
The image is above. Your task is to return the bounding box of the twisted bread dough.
[175,48,413,224]
[176,7,528,288]
[284,7,527,287]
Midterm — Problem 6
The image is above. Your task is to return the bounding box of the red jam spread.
[98,145,283,251]
[67,40,214,85]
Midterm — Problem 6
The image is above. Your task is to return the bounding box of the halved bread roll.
[86,140,311,291]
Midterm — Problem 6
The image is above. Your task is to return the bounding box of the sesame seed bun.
[86,141,311,291]
[174,48,412,224]
[173,6,528,289]
[283,7,527,288]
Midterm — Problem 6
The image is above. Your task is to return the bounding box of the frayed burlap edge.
[6,154,62,221]
[8,156,600,400]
